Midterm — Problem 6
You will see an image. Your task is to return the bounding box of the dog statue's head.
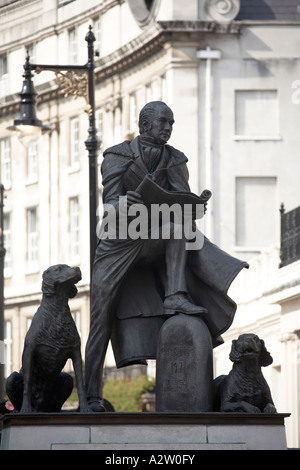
[41,264,82,299]
[229,333,273,367]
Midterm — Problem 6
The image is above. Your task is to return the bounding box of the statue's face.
[146,105,174,144]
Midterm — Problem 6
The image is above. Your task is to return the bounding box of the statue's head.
[138,101,174,145]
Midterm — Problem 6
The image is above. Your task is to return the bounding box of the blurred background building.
[0,0,300,447]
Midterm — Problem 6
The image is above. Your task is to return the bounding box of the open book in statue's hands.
[135,174,212,220]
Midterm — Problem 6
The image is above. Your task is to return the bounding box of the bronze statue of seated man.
[85,101,248,412]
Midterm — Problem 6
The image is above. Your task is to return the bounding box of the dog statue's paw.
[20,405,33,413]
[263,403,277,413]
[78,402,93,413]
[222,401,261,413]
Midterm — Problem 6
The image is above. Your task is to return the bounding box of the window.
[27,142,38,182]
[95,108,103,154]
[4,320,12,378]
[127,0,155,26]
[3,213,11,275]
[0,54,8,101]
[26,44,35,64]
[26,317,32,332]
[129,93,137,133]
[72,310,81,335]
[235,177,278,249]
[70,197,80,260]
[93,16,101,55]
[146,82,152,103]
[27,207,39,268]
[69,28,77,64]
[234,90,280,139]
[161,74,167,102]
[0,138,11,189]
[70,117,79,167]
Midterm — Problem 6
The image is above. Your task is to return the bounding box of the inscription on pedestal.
[156,315,213,412]
[160,342,193,402]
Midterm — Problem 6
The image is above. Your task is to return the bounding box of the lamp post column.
[85,26,99,283]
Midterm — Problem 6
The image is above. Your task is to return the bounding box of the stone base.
[0,412,290,450]
[156,315,214,412]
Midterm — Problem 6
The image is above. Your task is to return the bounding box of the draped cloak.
[96,137,248,367]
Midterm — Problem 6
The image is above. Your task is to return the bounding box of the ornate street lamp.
[7,54,51,145]
[8,26,99,281]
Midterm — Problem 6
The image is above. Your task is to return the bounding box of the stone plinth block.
[156,314,213,412]
[0,413,290,450]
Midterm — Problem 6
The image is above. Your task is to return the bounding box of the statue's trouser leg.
[85,240,143,400]
[164,229,188,297]
[85,228,189,401]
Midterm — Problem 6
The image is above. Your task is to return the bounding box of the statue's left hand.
[126,191,144,206]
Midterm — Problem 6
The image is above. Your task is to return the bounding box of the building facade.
[0,0,300,446]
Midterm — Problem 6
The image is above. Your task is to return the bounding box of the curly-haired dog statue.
[6,264,90,413]
[214,333,277,413]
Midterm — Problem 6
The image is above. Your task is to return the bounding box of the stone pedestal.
[0,412,290,450]
[156,314,213,412]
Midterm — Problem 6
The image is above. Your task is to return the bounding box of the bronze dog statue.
[6,264,90,413]
[214,333,277,413]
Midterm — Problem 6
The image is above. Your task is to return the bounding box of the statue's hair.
[138,101,171,134]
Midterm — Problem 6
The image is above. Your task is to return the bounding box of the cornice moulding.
[0,20,241,116]
[94,20,240,82]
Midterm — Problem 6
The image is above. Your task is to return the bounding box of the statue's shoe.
[164,295,207,316]
[87,398,106,412]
